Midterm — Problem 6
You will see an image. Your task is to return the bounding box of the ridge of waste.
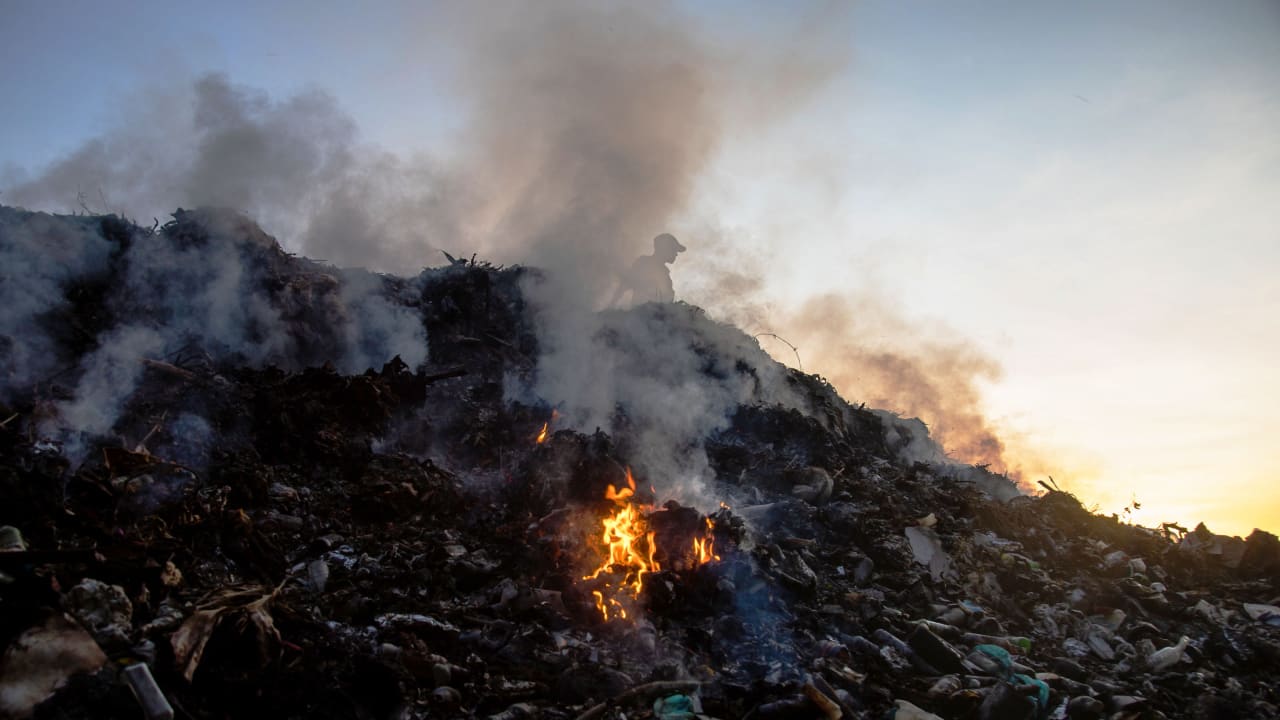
[0,207,1277,719]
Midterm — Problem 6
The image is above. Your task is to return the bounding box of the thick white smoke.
[0,206,428,460]
[2,2,1031,494]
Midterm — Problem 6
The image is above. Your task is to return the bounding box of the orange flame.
[585,469,660,620]
[584,468,720,621]
[534,411,559,444]
[693,517,720,565]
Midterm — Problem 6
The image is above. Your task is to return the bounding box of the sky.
[2,0,1278,537]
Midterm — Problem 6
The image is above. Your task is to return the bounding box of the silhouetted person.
[613,233,686,306]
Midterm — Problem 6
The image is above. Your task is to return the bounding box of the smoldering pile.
[1,208,1278,720]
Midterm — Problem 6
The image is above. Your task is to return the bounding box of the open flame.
[584,469,657,620]
[534,410,559,445]
[584,468,719,621]
[693,517,719,564]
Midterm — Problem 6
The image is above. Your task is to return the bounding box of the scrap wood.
[142,358,197,383]
[103,445,165,475]
[134,413,168,454]
[572,681,703,720]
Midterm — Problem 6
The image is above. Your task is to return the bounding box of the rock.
[1050,657,1089,682]
[431,686,461,707]
[0,525,27,551]
[894,699,945,719]
[555,665,632,703]
[978,681,1036,720]
[928,675,962,698]
[790,467,833,506]
[0,613,108,719]
[488,703,537,720]
[62,578,133,648]
[1066,696,1105,719]
[1109,695,1148,713]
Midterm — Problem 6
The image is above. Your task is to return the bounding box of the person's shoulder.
[629,254,661,273]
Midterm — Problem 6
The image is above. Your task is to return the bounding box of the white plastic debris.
[1243,603,1280,626]
[905,525,952,581]
[894,699,945,720]
[123,663,174,720]
[1147,636,1190,671]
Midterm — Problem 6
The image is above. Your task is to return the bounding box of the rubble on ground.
[1,207,1277,719]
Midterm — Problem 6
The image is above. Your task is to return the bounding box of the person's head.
[653,232,686,263]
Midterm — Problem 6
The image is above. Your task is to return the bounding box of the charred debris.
[1,206,1278,720]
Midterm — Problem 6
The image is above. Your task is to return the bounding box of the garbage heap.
[1,207,1278,720]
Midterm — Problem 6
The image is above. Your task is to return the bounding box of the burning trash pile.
[1,206,1279,720]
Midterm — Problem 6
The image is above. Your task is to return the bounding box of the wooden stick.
[754,332,803,370]
[142,358,197,382]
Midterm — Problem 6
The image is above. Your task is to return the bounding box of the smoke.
[784,293,1013,471]
[447,2,738,499]
[0,211,114,391]
[434,2,847,499]
[2,74,456,273]
[0,206,428,460]
[2,1,1038,492]
[55,326,164,448]
[679,230,1039,486]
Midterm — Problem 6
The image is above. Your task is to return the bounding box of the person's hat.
[654,233,686,253]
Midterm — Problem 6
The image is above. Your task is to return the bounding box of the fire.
[693,518,719,564]
[584,468,720,621]
[534,410,559,444]
[584,469,658,620]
